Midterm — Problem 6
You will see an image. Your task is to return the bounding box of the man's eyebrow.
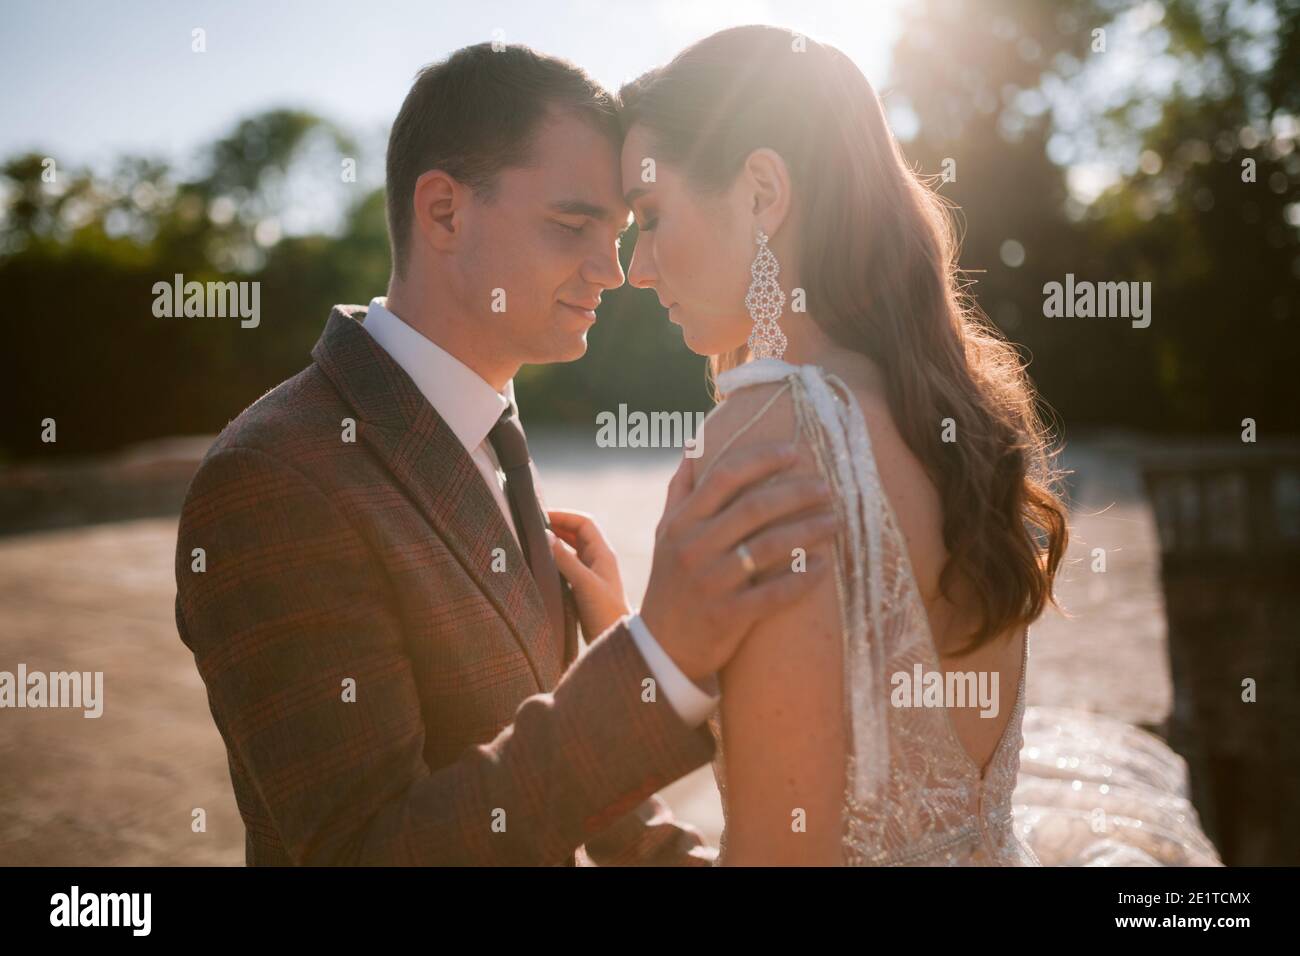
[623,187,649,205]
[548,199,624,224]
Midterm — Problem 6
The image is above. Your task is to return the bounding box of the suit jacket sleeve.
[578,793,717,866]
[175,444,715,866]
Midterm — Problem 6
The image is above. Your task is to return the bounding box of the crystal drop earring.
[744,228,787,360]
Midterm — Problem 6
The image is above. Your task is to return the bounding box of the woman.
[551,25,1220,866]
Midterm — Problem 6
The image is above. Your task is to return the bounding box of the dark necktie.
[487,405,567,652]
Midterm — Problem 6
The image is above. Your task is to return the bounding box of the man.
[174,43,831,865]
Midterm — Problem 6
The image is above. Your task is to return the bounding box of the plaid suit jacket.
[174,304,717,865]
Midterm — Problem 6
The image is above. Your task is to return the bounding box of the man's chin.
[538,334,589,364]
[563,335,590,361]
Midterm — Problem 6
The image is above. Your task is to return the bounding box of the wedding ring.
[736,542,758,582]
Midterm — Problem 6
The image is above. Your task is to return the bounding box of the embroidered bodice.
[704,358,1038,866]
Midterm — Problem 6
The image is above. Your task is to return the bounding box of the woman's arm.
[695,383,847,865]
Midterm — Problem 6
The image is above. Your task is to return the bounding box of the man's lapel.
[312,304,563,690]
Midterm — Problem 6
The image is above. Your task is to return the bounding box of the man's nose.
[589,237,626,291]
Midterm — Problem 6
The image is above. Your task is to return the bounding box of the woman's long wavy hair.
[618,25,1069,653]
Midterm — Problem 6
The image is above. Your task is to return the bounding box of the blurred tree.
[890,0,1299,431]
[1082,0,1300,431]
[2,2,1297,461]
[0,110,373,460]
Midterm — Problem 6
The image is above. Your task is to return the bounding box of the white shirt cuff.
[624,613,720,728]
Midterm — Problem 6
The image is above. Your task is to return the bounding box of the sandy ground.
[0,434,1171,864]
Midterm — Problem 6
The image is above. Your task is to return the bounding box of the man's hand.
[547,510,630,640]
[640,442,838,682]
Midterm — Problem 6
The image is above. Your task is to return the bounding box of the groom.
[174,43,830,865]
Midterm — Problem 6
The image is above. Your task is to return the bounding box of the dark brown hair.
[618,25,1069,653]
[385,43,620,277]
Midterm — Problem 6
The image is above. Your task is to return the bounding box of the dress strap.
[716,359,892,807]
[714,356,802,394]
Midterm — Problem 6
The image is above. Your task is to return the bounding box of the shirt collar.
[361,296,514,454]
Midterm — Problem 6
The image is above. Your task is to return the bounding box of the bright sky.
[0,0,905,171]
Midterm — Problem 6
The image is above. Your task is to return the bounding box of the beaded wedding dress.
[704,359,1221,866]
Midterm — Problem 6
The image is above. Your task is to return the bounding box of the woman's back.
[700,356,1039,866]
[819,349,1029,778]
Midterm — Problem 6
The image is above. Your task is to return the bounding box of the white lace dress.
[704,359,1221,866]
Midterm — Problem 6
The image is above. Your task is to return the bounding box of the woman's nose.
[626,235,657,290]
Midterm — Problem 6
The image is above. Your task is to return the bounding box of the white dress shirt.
[361,296,720,727]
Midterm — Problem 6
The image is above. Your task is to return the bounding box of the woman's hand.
[546,509,631,641]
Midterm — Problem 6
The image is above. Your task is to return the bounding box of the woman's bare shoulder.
[694,377,804,485]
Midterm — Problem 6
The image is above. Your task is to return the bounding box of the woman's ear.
[742,147,792,238]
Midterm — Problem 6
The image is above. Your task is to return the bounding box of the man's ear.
[412,169,464,254]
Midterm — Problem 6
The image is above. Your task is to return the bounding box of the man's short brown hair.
[385,43,620,278]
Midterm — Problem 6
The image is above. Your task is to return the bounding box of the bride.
[553,25,1220,866]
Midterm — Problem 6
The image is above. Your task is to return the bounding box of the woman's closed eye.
[628,202,659,233]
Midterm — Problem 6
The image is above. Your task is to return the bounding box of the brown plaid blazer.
[175,304,716,865]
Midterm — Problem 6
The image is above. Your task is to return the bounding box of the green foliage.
[890,0,1298,432]
[2,1,1297,460]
